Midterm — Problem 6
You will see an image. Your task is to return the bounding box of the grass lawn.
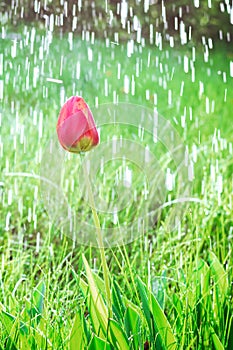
[0,25,233,349]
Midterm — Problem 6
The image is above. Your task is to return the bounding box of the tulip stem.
[82,157,112,319]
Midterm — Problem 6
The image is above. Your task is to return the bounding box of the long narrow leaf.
[150,289,177,349]
[124,305,141,349]
[138,277,177,350]
[109,318,130,350]
[33,281,45,315]
[29,281,46,324]
[212,329,225,350]
[82,255,108,333]
[70,311,86,350]
[137,277,154,336]
[0,311,28,336]
[88,335,111,350]
[112,279,126,322]
[209,252,228,301]
[79,277,103,338]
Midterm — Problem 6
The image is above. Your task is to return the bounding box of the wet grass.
[0,26,233,349]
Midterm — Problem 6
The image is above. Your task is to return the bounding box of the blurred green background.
[1,0,233,45]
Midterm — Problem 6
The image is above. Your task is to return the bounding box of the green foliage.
[212,330,225,350]
[1,253,231,349]
[137,277,177,349]
[0,281,46,349]
[88,334,111,350]
[70,311,85,350]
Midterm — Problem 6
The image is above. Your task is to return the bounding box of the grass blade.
[109,318,130,350]
[137,277,154,336]
[70,311,86,350]
[124,305,141,349]
[208,252,228,301]
[33,281,45,315]
[212,329,225,350]
[88,335,111,350]
[112,279,126,322]
[0,311,28,336]
[138,277,177,350]
[29,280,45,325]
[82,254,108,333]
[80,276,104,337]
[150,288,177,349]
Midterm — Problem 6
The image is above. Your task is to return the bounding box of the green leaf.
[189,259,210,324]
[137,277,154,337]
[212,329,225,350]
[19,334,32,350]
[226,314,233,350]
[0,311,28,336]
[172,294,183,321]
[79,276,88,295]
[82,255,108,334]
[137,277,177,350]
[109,318,130,350]
[152,270,167,309]
[150,289,177,349]
[33,281,45,315]
[4,338,18,350]
[112,279,126,322]
[70,311,86,350]
[0,311,16,336]
[137,278,163,349]
[80,276,103,338]
[124,305,141,349]
[29,280,45,324]
[88,335,111,350]
[0,310,31,350]
[93,272,105,294]
[199,259,210,307]
[208,252,228,301]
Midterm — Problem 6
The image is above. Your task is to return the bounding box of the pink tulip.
[56,96,99,153]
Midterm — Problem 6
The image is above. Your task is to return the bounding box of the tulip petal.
[57,112,88,150]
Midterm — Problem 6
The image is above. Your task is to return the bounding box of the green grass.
[0,25,233,349]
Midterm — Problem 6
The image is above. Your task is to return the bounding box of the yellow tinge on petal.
[69,136,93,153]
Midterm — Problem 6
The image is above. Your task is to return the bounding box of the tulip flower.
[56,96,99,153]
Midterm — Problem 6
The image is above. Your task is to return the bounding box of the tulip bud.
[56,96,99,153]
